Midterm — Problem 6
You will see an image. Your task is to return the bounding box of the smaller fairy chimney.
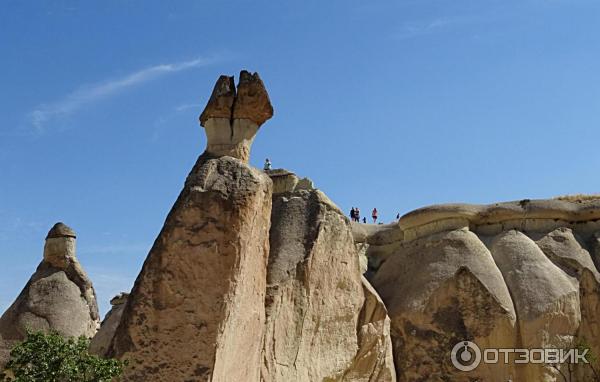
[199,70,273,163]
[44,222,77,269]
[0,222,99,345]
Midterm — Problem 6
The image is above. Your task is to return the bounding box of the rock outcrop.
[105,63,397,380]
[355,199,600,381]
[107,72,275,382]
[108,155,273,381]
[262,173,395,382]
[89,292,129,356]
[372,228,518,381]
[200,70,273,163]
[490,230,580,381]
[0,223,99,368]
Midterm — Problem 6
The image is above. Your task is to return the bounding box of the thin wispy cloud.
[174,103,202,112]
[29,55,219,132]
[394,15,488,40]
[149,101,204,142]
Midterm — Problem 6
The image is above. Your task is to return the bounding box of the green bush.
[1,330,125,382]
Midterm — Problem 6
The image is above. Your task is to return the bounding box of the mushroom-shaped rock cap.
[233,70,273,126]
[199,70,273,127]
[199,75,236,126]
[46,222,76,239]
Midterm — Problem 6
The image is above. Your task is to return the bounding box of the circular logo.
[451,341,482,372]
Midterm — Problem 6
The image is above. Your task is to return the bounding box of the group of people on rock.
[350,207,378,223]
[350,208,402,224]
[263,159,400,225]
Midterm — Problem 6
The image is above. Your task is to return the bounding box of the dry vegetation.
[555,194,600,203]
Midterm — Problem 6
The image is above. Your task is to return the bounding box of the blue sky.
[1,0,599,316]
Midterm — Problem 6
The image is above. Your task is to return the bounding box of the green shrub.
[1,330,125,382]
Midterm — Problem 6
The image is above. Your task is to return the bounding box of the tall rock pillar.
[109,71,273,381]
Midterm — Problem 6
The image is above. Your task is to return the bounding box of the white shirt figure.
[264,158,272,171]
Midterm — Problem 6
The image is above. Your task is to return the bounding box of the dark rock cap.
[199,75,236,126]
[233,70,273,125]
[199,70,273,127]
[46,222,76,239]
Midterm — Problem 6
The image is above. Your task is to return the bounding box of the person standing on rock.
[264,158,272,171]
[362,217,366,224]
[350,207,356,222]
[372,208,378,223]
[355,208,360,222]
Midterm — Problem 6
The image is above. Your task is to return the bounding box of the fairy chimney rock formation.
[200,70,273,162]
[109,72,274,381]
[0,223,100,368]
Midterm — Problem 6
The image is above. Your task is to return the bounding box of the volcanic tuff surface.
[354,199,600,381]
[262,179,395,381]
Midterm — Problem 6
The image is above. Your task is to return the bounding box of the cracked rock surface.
[200,70,273,163]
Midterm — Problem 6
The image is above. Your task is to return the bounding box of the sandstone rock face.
[0,335,9,371]
[266,169,299,194]
[266,168,317,195]
[490,230,580,381]
[577,269,600,381]
[200,71,273,163]
[355,199,600,381]
[261,186,395,382]
[535,227,600,281]
[345,278,396,382]
[89,292,129,356]
[0,223,99,368]
[372,229,518,381]
[108,155,272,382]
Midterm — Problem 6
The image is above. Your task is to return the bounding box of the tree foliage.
[1,330,125,382]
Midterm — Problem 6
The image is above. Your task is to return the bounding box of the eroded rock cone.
[0,223,99,368]
[199,70,273,163]
[108,154,273,381]
[89,292,129,356]
[261,173,395,381]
